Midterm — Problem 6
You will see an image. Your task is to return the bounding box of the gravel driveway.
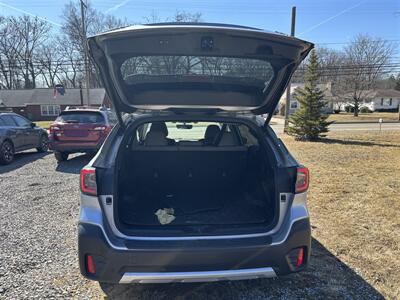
[0,151,384,299]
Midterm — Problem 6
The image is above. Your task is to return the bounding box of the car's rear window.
[0,115,17,126]
[167,122,221,141]
[56,112,105,124]
[121,55,274,85]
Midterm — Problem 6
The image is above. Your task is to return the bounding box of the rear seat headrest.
[150,122,168,136]
[145,131,168,146]
[219,132,238,146]
[204,125,220,145]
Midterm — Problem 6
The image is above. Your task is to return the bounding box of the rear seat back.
[129,144,247,192]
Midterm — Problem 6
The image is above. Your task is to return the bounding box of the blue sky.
[0,0,399,50]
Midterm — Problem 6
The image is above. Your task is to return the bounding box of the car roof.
[60,108,106,113]
[0,112,18,116]
[61,109,102,112]
[92,22,291,40]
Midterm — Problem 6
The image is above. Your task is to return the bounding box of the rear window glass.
[12,115,30,127]
[169,122,220,141]
[238,124,259,146]
[138,122,221,142]
[121,55,274,85]
[136,122,242,143]
[56,112,105,124]
[1,115,17,126]
[106,111,118,124]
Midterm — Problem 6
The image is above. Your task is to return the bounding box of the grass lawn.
[35,120,53,129]
[328,112,399,123]
[281,131,400,299]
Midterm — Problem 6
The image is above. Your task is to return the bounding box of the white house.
[278,82,333,114]
[338,89,400,112]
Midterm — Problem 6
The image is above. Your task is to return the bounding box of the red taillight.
[86,254,96,274]
[296,248,304,267]
[295,167,309,193]
[80,167,97,195]
[49,125,60,134]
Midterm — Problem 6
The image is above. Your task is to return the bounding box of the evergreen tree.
[395,73,400,91]
[287,50,331,140]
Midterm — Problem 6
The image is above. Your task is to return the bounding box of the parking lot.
[2,131,398,299]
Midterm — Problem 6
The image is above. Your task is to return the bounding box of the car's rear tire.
[0,140,15,165]
[54,151,69,162]
[36,135,49,152]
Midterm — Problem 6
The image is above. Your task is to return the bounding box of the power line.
[316,39,400,45]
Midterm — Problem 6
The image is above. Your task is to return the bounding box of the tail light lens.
[295,167,309,193]
[286,247,306,270]
[86,254,96,274]
[49,125,60,134]
[296,247,304,267]
[80,167,97,195]
[93,126,112,137]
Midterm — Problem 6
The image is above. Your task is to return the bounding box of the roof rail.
[64,106,101,111]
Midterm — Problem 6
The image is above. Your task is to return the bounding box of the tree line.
[292,35,398,115]
[0,2,206,90]
[0,1,129,90]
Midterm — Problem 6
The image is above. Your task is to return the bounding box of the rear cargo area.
[115,122,277,235]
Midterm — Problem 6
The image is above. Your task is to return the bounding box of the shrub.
[360,107,372,113]
[345,106,354,113]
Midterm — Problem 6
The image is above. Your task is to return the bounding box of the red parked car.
[49,107,117,162]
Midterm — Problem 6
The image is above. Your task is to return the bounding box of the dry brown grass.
[328,112,399,123]
[95,131,400,300]
[35,120,53,129]
[281,131,400,299]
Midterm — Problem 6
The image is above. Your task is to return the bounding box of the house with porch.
[0,88,111,121]
[338,89,400,112]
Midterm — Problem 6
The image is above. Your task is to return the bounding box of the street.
[271,122,400,134]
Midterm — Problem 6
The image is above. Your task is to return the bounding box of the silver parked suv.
[78,23,313,292]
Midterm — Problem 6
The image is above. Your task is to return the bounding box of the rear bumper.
[78,218,311,283]
[49,138,104,152]
[119,267,276,283]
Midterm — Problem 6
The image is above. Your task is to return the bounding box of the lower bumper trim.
[119,267,276,284]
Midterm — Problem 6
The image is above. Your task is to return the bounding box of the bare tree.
[10,16,50,89]
[57,35,83,88]
[36,41,64,88]
[143,10,202,23]
[343,34,395,116]
[0,16,23,89]
[61,1,128,88]
[169,11,202,23]
[317,47,346,87]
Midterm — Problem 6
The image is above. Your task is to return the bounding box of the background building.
[0,88,111,121]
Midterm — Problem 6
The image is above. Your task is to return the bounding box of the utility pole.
[284,6,296,132]
[80,0,90,106]
[79,81,84,106]
[398,102,400,121]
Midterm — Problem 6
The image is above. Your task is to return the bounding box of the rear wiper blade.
[65,120,79,123]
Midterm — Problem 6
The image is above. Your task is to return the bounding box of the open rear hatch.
[88,23,312,236]
[88,23,313,120]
